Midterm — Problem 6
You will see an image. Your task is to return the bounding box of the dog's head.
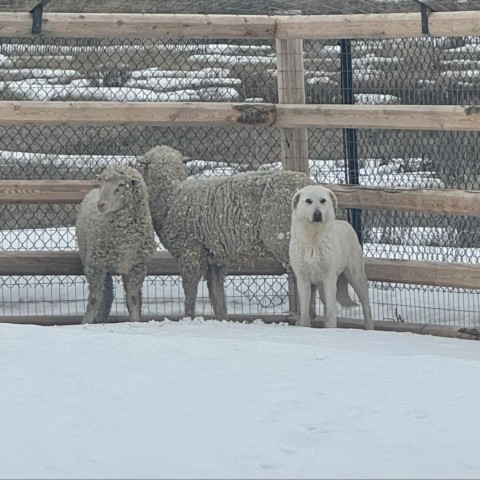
[292,185,337,224]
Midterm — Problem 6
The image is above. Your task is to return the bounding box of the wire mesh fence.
[0,30,479,326]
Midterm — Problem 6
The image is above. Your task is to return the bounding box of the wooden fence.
[0,11,479,335]
[2,11,480,39]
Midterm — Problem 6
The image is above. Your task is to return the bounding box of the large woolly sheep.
[76,165,156,324]
[139,145,356,321]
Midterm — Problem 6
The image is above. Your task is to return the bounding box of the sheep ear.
[95,174,102,183]
[329,190,338,209]
[130,178,140,187]
[292,191,301,210]
[182,156,191,164]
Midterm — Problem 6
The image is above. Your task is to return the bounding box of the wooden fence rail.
[1,11,480,39]
[2,102,480,132]
[0,180,478,217]
[0,251,478,290]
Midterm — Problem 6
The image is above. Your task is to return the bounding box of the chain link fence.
[0,29,479,326]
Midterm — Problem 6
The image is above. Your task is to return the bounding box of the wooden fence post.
[276,10,309,174]
[275,9,309,317]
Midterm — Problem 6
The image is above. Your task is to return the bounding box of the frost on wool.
[139,145,314,320]
[76,165,156,324]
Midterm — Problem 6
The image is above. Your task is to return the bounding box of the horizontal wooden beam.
[0,313,477,340]
[2,102,480,132]
[365,258,480,290]
[0,102,276,127]
[275,104,480,132]
[0,180,97,204]
[277,11,480,39]
[1,12,480,39]
[327,185,480,217]
[0,251,286,276]
[0,181,478,217]
[0,251,477,290]
[0,13,277,39]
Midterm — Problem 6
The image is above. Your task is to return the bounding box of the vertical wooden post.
[275,10,309,316]
[275,9,309,174]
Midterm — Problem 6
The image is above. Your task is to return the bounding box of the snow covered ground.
[1,319,479,479]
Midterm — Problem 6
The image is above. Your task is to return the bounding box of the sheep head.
[138,145,189,186]
[96,166,144,214]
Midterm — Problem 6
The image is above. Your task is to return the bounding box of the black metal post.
[410,0,433,34]
[30,0,53,34]
[339,39,362,244]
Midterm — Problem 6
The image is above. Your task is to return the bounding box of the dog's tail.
[336,273,358,307]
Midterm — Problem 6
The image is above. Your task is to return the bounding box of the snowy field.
[1,319,480,479]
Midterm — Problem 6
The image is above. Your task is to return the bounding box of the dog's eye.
[320,198,326,204]
[305,198,313,204]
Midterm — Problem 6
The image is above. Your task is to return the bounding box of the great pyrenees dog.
[289,185,373,330]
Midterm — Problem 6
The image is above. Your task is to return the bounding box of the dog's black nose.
[312,210,323,222]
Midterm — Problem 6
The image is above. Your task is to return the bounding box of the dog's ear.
[292,191,302,210]
[329,190,338,209]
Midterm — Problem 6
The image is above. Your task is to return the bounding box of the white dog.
[289,185,373,330]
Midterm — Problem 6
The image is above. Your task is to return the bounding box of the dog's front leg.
[296,276,313,327]
[309,284,317,321]
[323,276,338,328]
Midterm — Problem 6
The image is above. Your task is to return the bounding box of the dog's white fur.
[289,185,373,330]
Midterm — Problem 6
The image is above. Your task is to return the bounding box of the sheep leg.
[83,269,109,324]
[122,267,146,323]
[206,263,227,320]
[178,258,207,318]
[309,284,317,321]
[182,274,201,319]
[98,273,114,323]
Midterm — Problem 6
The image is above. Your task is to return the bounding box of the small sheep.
[139,145,318,320]
[76,165,156,324]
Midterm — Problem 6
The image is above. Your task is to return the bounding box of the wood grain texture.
[2,102,480,132]
[0,252,478,290]
[276,12,309,175]
[327,185,480,217]
[0,12,276,38]
[277,11,480,39]
[275,104,480,131]
[0,101,275,127]
[1,11,480,39]
[0,180,97,204]
[0,181,478,218]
